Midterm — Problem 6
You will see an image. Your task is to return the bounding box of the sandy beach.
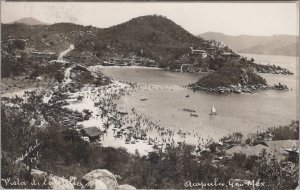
[62,79,212,155]
[46,65,214,156]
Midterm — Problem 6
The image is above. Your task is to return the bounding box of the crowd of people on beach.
[49,65,217,155]
[76,79,214,154]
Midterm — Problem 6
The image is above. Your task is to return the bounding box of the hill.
[199,32,299,56]
[101,15,203,45]
[1,15,207,78]
[12,17,49,25]
[81,15,206,64]
[2,15,206,64]
[1,22,95,52]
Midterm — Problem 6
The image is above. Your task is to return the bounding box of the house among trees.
[80,127,103,142]
[30,51,57,60]
[207,40,228,49]
[221,52,240,57]
[190,47,208,58]
[48,60,70,65]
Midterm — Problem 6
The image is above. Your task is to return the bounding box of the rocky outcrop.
[256,64,293,75]
[118,184,136,190]
[86,180,108,190]
[81,169,137,190]
[65,65,111,92]
[189,81,289,94]
[81,169,118,190]
[240,69,249,85]
[48,174,74,190]
[30,169,74,190]
[69,65,94,84]
[30,168,135,190]
[272,83,288,91]
[189,83,270,94]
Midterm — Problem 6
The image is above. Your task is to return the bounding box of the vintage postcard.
[1,2,299,189]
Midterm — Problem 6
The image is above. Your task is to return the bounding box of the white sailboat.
[209,103,217,115]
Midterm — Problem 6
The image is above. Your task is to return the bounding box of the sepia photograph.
[1,1,299,189]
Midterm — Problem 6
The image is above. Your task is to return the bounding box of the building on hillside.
[108,57,132,66]
[102,60,116,66]
[207,47,216,54]
[221,52,240,57]
[190,47,208,58]
[30,51,57,60]
[80,127,103,142]
[48,60,70,65]
[190,47,206,54]
[134,57,156,66]
[226,140,299,161]
[208,40,228,49]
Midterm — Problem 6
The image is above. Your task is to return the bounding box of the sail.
[211,104,216,113]
[210,103,217,115]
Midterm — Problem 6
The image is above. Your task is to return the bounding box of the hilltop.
[80,15,205,63]
[12,17,49,25]
[101,15,203,45]
[199,32,299,56]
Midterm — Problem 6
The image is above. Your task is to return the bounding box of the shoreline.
[188,82,289,95]
[90,65,162,70]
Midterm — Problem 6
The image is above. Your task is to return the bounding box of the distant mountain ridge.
[12,17,49,25]
[199,32,299,56]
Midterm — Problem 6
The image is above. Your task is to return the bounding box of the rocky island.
[188,66,288,94]
[163,38,292,94]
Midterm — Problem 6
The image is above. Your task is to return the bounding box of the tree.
[1,94,41,182]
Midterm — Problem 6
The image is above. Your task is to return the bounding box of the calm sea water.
[102,54,299,139]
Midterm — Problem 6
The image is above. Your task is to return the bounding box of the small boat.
[102,61,116,66]
[190,113,198,117]
[117,111,128,115]
[183,108,196,113]
[209,103,217,115]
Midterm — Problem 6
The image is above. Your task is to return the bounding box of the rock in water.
[82,169,118,190]
[118,184,137,190]
[86,180,108,190]
[48,174,74,190]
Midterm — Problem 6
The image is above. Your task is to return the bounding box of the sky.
[1,2,298,36]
